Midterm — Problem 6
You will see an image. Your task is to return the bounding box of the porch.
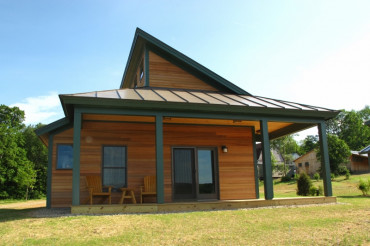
[71,196,337,214]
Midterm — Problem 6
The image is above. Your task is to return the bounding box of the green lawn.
[0,174,369,245]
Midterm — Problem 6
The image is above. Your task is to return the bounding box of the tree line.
[0,105,47,199]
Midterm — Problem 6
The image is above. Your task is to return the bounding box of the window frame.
[56,143,73,170]
[101,145,127,190]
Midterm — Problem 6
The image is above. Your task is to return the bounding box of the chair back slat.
[86,176,103,193]
[144,176,156,192]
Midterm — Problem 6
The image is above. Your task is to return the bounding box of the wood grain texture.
[148,51,219,91]
[50,120,256,207]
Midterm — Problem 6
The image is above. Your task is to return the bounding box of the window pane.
[103,168,126,188]
[57,145,73,169]
[198,150,215,194]
[103,146,126,167]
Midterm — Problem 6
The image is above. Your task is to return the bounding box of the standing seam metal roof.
[63,88,334,112]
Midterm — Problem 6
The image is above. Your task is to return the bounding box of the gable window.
[298,163,302,167]
[139,67,144,81]
[305,162,309,167]
[102,146,127,189]
[57,144,73,169]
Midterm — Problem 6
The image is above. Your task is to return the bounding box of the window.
[139,67,144,81]
[102,146,127,189]
[298,163,302,167]
[305,162,309,167]
[57,144,73,169]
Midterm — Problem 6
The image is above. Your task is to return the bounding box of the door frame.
[171,146,219,201]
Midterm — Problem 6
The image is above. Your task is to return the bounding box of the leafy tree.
[20,124,48,198]
[271,135,300,176]
[0,105,36,199]
[317,134,351,175]
[339,110,370,150]
[300,135,319,153]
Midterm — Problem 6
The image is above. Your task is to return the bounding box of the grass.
[0,174,369,245]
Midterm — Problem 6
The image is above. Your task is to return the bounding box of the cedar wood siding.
[148,51,219,91]
[50,121,255,207]
[350,155,369,172]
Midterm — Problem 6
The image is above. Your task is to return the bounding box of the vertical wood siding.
[148,51,219,91]
[51,121,255,207]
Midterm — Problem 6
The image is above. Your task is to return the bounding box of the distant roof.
[120,28,249,95]
[359,145,370,154]
[351,150,368,157]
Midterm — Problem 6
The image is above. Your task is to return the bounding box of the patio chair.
[140,176,157,204]
[85,176,112,205]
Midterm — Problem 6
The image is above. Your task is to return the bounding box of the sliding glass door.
[173,147,218,201]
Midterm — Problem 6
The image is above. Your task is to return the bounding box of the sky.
[1,0,369,141]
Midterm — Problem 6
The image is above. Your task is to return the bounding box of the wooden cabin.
[294,150,321,177]
[36,28,338,208]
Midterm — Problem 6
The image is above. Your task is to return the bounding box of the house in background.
[36,28,338,209]
[350,151,369,173]
[294,150,320,176]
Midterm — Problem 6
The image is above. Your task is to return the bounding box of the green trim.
[72,109,82,206]
[155,115,164,204]
[46,134,54,208]
[144,45,149,87]
[120,28,249,95]
[318,122,333,196]
[260,120,274,200]
[252,127,259,199]
[35,117,70,136]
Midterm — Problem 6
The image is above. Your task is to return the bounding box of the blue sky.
[1,1,369,140]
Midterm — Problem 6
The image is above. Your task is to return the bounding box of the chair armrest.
[103,186,113,193]
[140,186,144,193]
[87,187,94,195]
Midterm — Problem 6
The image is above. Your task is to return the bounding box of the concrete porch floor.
[71,196,337,214]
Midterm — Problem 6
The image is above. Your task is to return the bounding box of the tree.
[0,105,36,199]
[317,134,351,175]
[20,124,48,198]
[271,135,300,176]
[300,135,319,153]
[339,110,370,150]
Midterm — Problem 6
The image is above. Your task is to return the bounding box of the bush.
[297,173,312,196]
[345,169,350,180]
[358,179,370,196]
[337,165,349,175]
[318,185,324,196]
[281,175,291,182]
[331,173,336,181]
[313,172,320,181]
[309,186,318,196]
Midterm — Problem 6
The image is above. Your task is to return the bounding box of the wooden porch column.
[318,121,333,196]
[260,119,274,200]
[252,128,259,199]
[46,134,54,208]
[156,115,164,204]
[72,109,82,206]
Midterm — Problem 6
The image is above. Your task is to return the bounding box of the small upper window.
[298,163,302,167]
[139,68,144,81]
[57,144,73,169]
[305,162,309,167]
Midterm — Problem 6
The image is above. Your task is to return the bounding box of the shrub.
[313,172,320,181]
[309,186,318,196]
[337,165,349,175]
[345,169,350,180]
[297,173,312,196]
[281,175,291,182]
[358,179,370,196]
[318,185,324,196]
[331,173,336,181]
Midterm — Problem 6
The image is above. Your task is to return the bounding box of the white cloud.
[11,92,64,125]
[289,29,370,111]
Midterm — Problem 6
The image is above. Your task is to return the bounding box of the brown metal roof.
[65,88,335,112]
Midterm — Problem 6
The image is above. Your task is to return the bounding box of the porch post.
[318,121,333,196]
[72,109,82,206]
[252,127,259,199]
[155,115,164,204]
[260,119,274,200]
[46,133,54,208]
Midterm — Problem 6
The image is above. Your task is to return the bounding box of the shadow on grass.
[0,208,38,222]
[0,207,72,222]
[337,195,369,199]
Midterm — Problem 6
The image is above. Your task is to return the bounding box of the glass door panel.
[197,149,217,199]
[173,148,196,200]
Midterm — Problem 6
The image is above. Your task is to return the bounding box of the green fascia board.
[35,117,71,136]
[60,95,338,122]
[120,28,249,95]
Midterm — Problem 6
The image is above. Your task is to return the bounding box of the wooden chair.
[85,176,112,205]
[140,176,157,204]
